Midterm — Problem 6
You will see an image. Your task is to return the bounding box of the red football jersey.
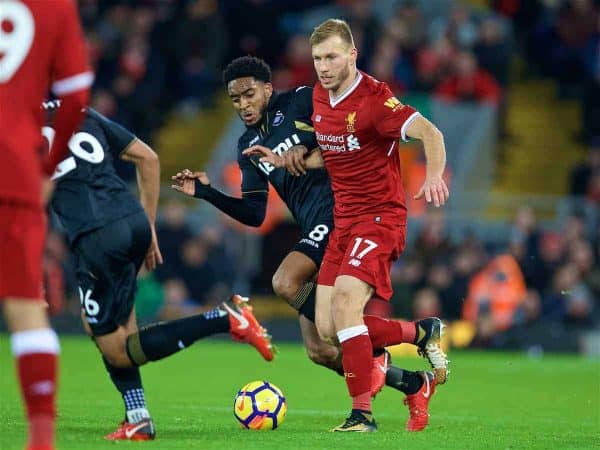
[0,0,92,207]
[312,71,420,225]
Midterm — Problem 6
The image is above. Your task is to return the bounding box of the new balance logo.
[347,134,360,151]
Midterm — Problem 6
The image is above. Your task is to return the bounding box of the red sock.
[337,326,372,412]
[11,329,59,450]
[363,315,416,348]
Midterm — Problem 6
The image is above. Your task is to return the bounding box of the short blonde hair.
[309,19,355,48]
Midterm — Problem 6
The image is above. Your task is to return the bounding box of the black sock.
[126,307,230,365]
[102,357,150,423]
[385,366,424,395]
[298,283,316,322]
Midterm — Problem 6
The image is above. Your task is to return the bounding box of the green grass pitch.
[1,335,598,449]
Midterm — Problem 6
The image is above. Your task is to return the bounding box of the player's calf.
[304,335,341,370]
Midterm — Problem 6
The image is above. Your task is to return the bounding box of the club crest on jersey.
[273,111,284,127]
[346,111,357,132]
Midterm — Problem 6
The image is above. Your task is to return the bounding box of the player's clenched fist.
[171,169,211,197]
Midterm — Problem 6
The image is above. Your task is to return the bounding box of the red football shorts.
[318,214,406,301]
[0,202,46,300]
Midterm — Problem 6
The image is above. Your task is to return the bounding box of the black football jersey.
[48,108,144,244]
[237,87,334,232]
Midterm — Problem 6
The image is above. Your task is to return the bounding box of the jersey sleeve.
[292,86,314,120]
[87,109,136,156]
[237,137,268,194]
[291,86,319,150]
[50,0,93,96]
[370,85,420,142]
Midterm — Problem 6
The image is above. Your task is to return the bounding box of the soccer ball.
[233,381,287,430]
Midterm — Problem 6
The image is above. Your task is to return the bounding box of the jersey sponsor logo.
[257,133,301,175]
[273,110,284,127]
[384,96,404,112]
[347,134,361,151]
[384,96,400,109]
[299,238,319,248]
[316,131,361,152]
[345,111,357,132]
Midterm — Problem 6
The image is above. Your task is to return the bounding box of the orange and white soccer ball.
[233,381,287,430]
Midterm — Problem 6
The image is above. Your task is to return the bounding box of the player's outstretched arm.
[171,169,268,227]
[242,145,324,176]
[121,140,163,270]
[405,115,449,207]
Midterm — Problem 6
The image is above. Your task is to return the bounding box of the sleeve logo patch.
[384,96,403,111]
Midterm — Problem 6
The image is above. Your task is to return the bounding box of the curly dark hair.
[222,56,272,86]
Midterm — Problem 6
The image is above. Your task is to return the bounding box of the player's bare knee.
[102,346,133,368]
[306,340,338,367]
[315,317,336,343]
[271,272,299,302]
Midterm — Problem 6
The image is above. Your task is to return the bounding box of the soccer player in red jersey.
[246,19,449,432]
[0,1,92,449]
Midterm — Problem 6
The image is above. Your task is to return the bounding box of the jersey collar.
[329,71,363,108]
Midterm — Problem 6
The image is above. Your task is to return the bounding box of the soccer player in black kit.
[44,101,274,441]
[172,57,436,423]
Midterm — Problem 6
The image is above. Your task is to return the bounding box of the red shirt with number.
[0,0,92,207]
[312,71,420,299]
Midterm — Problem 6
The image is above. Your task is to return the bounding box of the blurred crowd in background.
[43,0,599,352]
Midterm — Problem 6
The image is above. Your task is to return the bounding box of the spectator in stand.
[158,279,202,321]
[176,0,228,109]
[394,0,427,57]
[413,210,454,266]
[430,3,478,49]
[543,263,594,326]
[474,16,512,137]
[581,21,599,144]
[155,200,193,281]
[369,35,413,94]
[414,36,456,92]
[413,288,442,321]
[179,237,216,305]
[343,0,380,68]
[568,239,600,300]
[570,147,600,198]
[272,35,316,90]
[553,0,597,95]
[462,254,528,334]
[435,50,502,105]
